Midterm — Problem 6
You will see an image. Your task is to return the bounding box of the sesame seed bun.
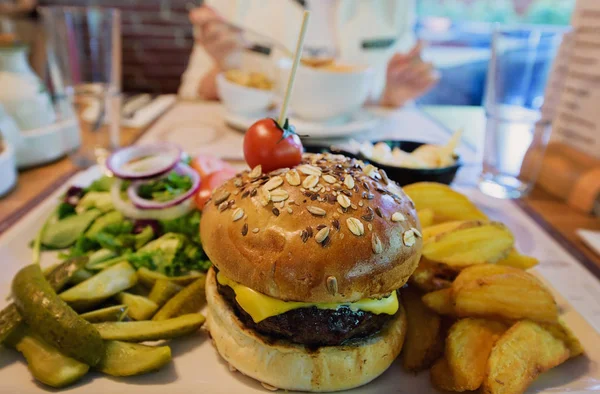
[200,153,422,303]
[205,267,408,392]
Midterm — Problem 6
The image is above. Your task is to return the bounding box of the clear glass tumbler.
[480,26,566,199]
[40,6,121,168]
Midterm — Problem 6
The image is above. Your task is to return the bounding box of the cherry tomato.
[190,155,235,179]
[194,168,238,210]
[243,118,303,173]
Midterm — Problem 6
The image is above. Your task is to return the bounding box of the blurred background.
[0,0,575,103]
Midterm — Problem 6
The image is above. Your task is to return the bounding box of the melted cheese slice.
[217,272,399,323]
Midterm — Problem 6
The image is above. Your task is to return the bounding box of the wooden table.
[1,106,599,277]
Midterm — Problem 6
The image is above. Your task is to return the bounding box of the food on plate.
[540,319,584,358]
[422,288,455,315]
[93,313,205,342]
[496,248,539,269]
[404,182,488,223]
[190,154,235,179]
[148,279,183,307]
[115,292,158,321]
[201,153,421,392]
[417,208,435,227]
[356,129,462,169]
[1,143,212,388]
[243,117,304,173]
[152,276,206,321]
[409,258,457,292]
[452,264,558,322]
[301,57,358,72]
[224,69,274,90]
[482,321,570,394]
[0,257,88,344]
[5,327,90,388]
[194,167,238,210]
[59,261,138,311]
[401,287,443,371]
[95,340,172,377]
[80,305,129,323]
[12,264,105,366]
[422,221,514,268]
[431,318,507,392]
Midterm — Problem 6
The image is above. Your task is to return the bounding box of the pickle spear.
[96,341,172,377]
[80,305,129,323]
[149,279,183,307]
[6,326,89,388]
[0,257,88,344]
[60,261,137,311]
[115,293,158,320]
[94,313,205,342]
[137,267,203,288]
[152,277,206,321]
[12,264,105,366]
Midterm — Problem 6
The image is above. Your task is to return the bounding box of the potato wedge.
[441,319,507,391]
[422,288,455,316]
[404,183,488,223]
[409,259,457,292]
[430,357,459,391]
[402,288,443,371]
[417,208,435,228]
[452,265,558,323]
[482,321,570,394]
[423,221,472,242]
[423,222,514,268]
[539,319,584,358]
[496,249,539,270]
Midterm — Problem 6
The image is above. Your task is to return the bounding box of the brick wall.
[39,0,198,93]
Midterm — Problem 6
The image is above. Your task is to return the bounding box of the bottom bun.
[206,267,407,392]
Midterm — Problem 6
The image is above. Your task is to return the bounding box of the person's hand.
[380,42,440,108]
[189,6,243,69]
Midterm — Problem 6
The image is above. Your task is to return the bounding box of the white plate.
[224,109,381,139]
[0,168,599,394]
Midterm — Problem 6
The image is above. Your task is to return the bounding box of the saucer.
[224,108,381,139]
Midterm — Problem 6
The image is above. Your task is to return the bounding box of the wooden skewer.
[278,10,311,126]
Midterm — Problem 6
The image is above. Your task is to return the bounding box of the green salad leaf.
[137,172,193,202]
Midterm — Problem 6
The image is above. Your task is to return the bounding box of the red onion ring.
[127,163,201,210]
[107,143,182,180]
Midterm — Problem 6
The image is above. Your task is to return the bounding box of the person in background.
[179,0,439,108]
[0,0,44,77]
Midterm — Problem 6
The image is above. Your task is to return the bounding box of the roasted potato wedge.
[438,319,507,392]
[540,319,584,358]
[423,221,514,268]
[422,288,455,316]
[417,208,435,228]
[404,183,488,224]
[422,220,471,242]
[496,248,539,270]
[482,321,570,394]
[402,288,443,371]
[430,358,458,391]
[452,265,558,323]
[409,259,458,292]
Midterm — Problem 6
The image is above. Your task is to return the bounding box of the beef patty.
[217,280,397,347]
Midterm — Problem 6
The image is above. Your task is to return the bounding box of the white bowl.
[277,59,374,122]
[216,73,274,115]
[0,142,17,197]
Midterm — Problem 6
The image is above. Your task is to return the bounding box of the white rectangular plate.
[0,167,599,394]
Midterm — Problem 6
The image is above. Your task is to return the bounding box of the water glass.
[41,6,121,168]
[480,26,565,199]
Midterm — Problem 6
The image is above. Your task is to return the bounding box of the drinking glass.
[480,26,565,199]
[40,6,121,168]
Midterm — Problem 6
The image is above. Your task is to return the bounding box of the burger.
[201,153,422,392]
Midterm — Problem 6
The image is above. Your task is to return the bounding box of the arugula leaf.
[136,172,193,202]
[57,202,76,220]
[160,211,201,244]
